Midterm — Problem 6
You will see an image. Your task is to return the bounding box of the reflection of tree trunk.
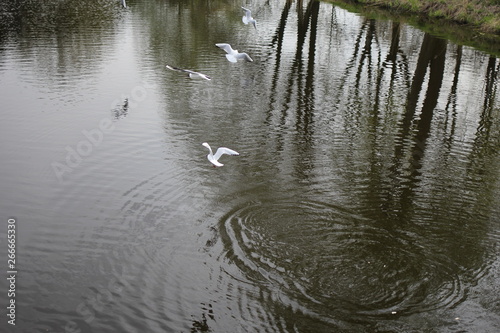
[297,0,304,23]
[370,22,382,118]
[444,45,462,143]
[356,19,376,91]
[471,56,499,160]
[292,0,320,180]
[465,57,499,221]
[483,56,498,115]
[267,0,293,125]
[267,0,318,153]
[270,0,293,49]
[411,37,447,170]
[394,33,440,167]
[385,22,402,82]
[331,20,368,108]
[388,34,448,218]
[384,22,410,119]
[296,0,316,56]
[282,0,317,131]
[328,5,337,47]
[402,33,434,133]
[387,22,400,63]
[299,0,319,139]
[354,19,377,119]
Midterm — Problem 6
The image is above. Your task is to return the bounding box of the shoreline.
[327,0,500,55]
[330,0,500,34]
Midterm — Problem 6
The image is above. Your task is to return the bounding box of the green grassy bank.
[331,0,500,34]
[327,0,500,55]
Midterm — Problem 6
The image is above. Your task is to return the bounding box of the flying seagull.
[241,7,256,29]
[215,43,253,63]
[166,65,212,81]
[121,0,126,9]
[202,142,239,167]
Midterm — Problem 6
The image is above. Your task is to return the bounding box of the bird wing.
[216,43,234,54]
[166,65,194,74]
[199,73,212,80]
[189,72,211,80]
[166,64,181,71]
[168,65,211,79]
[241,7,252,18]
[214,147,239,161]
[236,53,253,62]
[242,7,252,23]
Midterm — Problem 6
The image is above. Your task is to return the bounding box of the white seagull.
[121,0,127,9]
[166,65,211,80]
[215,43,253,63]
[241,7,256,29]
[202,142,239,167]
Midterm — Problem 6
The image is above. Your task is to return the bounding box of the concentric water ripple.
[220,199,467,322]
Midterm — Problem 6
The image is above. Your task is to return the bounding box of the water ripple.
[219,199,468,323]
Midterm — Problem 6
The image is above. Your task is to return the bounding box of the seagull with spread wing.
[166,65,212,81]
[202,142,239,167]
[241,7,257,29]
[215,43,253,63]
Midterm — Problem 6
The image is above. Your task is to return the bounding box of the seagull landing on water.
[241,7,257,29]
[202,142,239,167]
[215,43,253,63]
[166,65,212,80]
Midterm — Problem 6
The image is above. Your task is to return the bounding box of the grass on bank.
[341,0,500,34]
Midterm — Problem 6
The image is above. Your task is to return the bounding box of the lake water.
[1,0,499,332]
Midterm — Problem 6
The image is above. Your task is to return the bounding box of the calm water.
[1,0,499,332]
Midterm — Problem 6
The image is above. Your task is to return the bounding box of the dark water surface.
[1,0,499,332]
